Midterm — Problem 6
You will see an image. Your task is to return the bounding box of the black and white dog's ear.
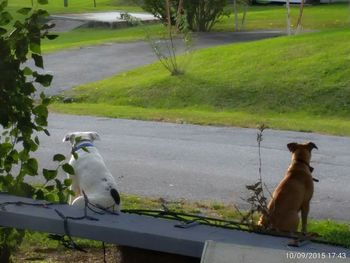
[63,133,75,143]
[89,132,100,141]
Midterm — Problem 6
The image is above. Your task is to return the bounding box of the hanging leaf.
[26,158,38,175]
[23,67,33,75]
[17,7,32,15]
[53,154,66,162]
[0,27,7,35]
[0,11,12,26]
[35,74,53,87]
[46,34,58,40]
[44,129,50,136]
[64,178,72,187]
[32,53,43,68]
[43,169,57,181]
[30,42,41,54]
[45,193,57,202]
[62,163,75,175]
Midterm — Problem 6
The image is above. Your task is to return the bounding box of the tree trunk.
[286,0,292,35]
[241,1,248,31]
[175,0,184,32]
[233,0,239,31]
[165,0,172,33]
[0,246,11,263]
[295,0,305,34]
[349,0,350,26]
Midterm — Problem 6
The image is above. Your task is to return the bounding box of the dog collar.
[73,141,94,152]
[295,159,319,182]
[295,159,314,173]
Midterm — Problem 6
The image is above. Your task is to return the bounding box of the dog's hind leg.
[71,196,85,208]
[69,179,81,205]
[301,202,310,234]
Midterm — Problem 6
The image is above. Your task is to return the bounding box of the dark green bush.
[141,0,228,32]
[184,0,228,32]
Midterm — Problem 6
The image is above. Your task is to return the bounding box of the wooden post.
[295,0,305,34]
[286,0,292,35]
[233,0,239,31]
[241,1,248,31]
[165,0,172,33]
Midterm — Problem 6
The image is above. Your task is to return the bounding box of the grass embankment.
[14,194,350,262]
[52,28,350,136]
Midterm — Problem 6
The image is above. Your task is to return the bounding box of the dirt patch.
[14,245,121,263]
[14,245,199,263]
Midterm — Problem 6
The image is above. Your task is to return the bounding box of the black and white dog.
[63,131,121,212]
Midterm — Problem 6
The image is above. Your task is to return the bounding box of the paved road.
[35,114,350,221]
[38,31,282,95]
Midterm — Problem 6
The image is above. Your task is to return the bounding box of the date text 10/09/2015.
[286,252,347,260]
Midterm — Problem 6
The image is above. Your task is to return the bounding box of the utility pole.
[233,0,239,31]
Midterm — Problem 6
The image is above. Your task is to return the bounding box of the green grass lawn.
[216,3,349,31]
[8,0,142,13]
[52,28,350,136]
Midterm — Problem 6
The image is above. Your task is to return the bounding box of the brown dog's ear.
[287,142,298,152]
[307,142,318,151]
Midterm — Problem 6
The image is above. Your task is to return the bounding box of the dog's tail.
[110,188,121,206]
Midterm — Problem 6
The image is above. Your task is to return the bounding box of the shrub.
[141,0,179,25]
[184,0,228,32]
[123,1,193,76]
[141,0,228,32]
[0,1,74,262]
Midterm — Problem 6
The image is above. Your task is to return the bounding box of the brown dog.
[258,142,318,233]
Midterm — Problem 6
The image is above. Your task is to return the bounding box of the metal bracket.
[288,238,311,247]
[175,221,200,229]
